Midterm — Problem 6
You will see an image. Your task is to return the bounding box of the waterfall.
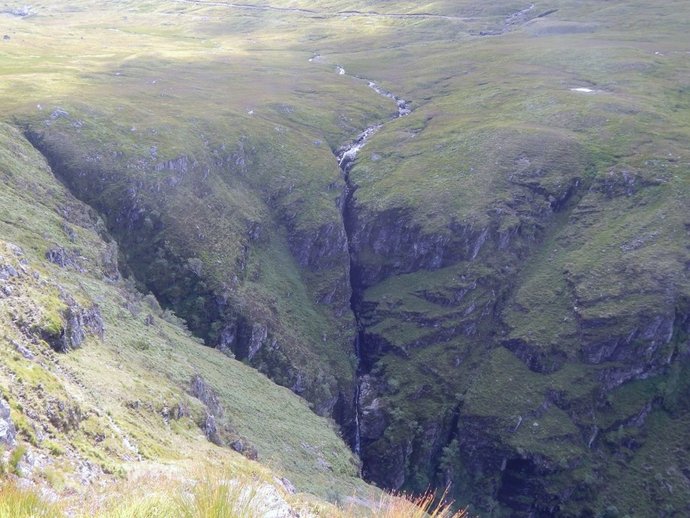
[317,56,411,462]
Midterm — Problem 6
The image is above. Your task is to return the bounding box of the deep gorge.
[332,63,413,462]
[9,1,690,513]
[24,62,418,481]
[23,80,690,514]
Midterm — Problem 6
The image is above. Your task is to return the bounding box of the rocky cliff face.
[24,123,358,419]
[0,120,367,506]
[348,128,690,513]
[24,30,690,518]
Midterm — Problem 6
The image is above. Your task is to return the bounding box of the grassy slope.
[0,121,369,510]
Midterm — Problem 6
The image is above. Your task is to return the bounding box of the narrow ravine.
[324,61,411,460]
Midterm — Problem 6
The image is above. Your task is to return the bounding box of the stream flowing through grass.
[321,60,412,463]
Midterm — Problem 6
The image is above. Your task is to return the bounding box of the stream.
[319,60,411,459]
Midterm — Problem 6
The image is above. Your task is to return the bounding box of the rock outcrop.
[190,375,258,460]
[0,398,17,447]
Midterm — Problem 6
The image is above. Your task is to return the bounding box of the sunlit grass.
[366,489,468,518]
[0,474,469,518]
[0,480,63,518]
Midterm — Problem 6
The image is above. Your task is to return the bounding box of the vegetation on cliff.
[0,0,688,516]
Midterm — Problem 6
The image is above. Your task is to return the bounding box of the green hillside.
[0,120,377,514]
[0,0,689,516]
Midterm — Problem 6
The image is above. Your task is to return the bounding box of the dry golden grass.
[0,473,469,518]
[368,488,467,518]
[0,479,63,518]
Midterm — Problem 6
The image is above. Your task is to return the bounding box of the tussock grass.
[0,473,469,518]
[367,489,468,518]
[0,480,62,518]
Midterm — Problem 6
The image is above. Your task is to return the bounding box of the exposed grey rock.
[11,339,34,360]
[275,477,296,495]
[286,219,351,316]
[348,207,480,287]
[155,155,192,173]
[190,378,260,456]
[594,168,662,199]
[172,401,190,420]
[66,305,104,347]
[503,339,568,374]
[0,398,17,447]
[45,398,83,432]
[580,312,675,367]
[4,6,31,17]
[245,483,297,518]
[230,439,258,460]
[217,324,237,357]
[101,241,120,280]
[203,413,223,445]
[362,438,410,490]
[7,244,23,256]
[45,247,83,271]
[358,375,387,441]
[16,449,37,477]
[248,323,268,361]
[190,375,224,418]
[77,459,103,486]
[0,263,19,280]
[289,221,348,271]
[50,107,69,119]
[125,400,141,410]
[47,297,104,353]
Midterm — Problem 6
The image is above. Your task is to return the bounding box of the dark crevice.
[497,458,559,517]
[337,135,371,458]
[327,65,411,461]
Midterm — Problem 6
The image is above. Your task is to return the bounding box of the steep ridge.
[22,100,362,420]
[0,121,370,509]
[312,3,690,515]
